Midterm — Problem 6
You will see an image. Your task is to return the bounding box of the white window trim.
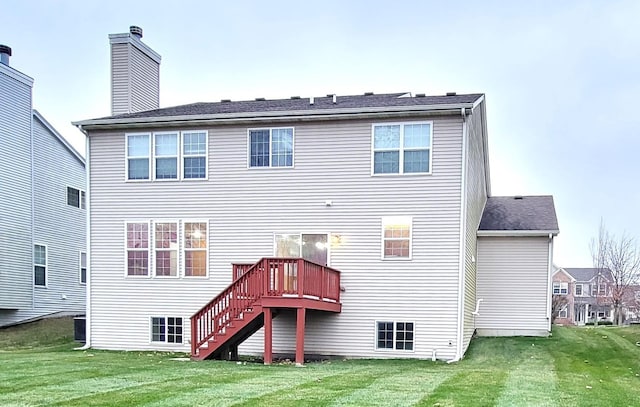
[552,282,568,295]
[183,220,209,278]
[181,130,209,181]
[153,132,180,181]
[153,220,180,278]
[34,243,47,288]
[125,133,151,181]
[381,216,413,261]
[150,316,184,344]
[66,185,86,209]
[272,232,332,265]
[575,283,584,297]
[124,221,151,278]
[247,127,295,169]
[79,251,87,285]
[373,320,416,353]
[370,121,433,176]
[559,306,568,319]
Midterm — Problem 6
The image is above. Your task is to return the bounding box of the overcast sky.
[2,1,638,267]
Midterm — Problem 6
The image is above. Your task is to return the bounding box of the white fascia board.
[477,230,560,237]
[108,33,161,63]
[0,63,34,87]
[73,103,476,129]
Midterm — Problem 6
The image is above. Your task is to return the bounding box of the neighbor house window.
[559,306,568,319]
[382,217,412,259]
[376,321,414,351]
[372,122,431,174]
[591,284,607,296]
[249,128,294,167]
[151,317,183,343]
[184,222,207,276]
[126,222,149,276]
[67,187,86,209]
[155,222,178,277]
[154,133,178,180]
[552,282,568,295]
[34,244,47,286]
[182,131,207,179]
[80,251,87,284]
[575,284,583,296]
[126,134,151,180]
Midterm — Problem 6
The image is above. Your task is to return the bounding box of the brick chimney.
[108,26,161,116]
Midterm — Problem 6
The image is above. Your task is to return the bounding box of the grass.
[2,319,640,406]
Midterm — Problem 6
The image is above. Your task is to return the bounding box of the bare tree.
[551,294,568,323]
[590,220,640,325]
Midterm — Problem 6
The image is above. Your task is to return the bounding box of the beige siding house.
[74,27,558,363]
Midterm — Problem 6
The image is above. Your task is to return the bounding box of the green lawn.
[2,318,640,406]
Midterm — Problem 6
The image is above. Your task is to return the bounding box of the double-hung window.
[126,222,149,276]
[575,284,583,296]
[553,282,568,295]
[376,321,414,351]
[127,134,151,180]
[182,131,207,179]
[249,128,294,168]
[382,217,412,259]
[34,244,47,286]
[372,122,432,174]
[80,251,87,284]
[184,222,207,277]
[155,222,178,277]
[154,133,179,180]
[67,187,86,209]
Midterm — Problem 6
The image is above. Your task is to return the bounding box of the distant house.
[551,267,614,325]
[73,27,559,363]
[0,45,86,326]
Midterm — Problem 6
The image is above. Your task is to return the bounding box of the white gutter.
[73,103,476,129]
[74,124,91,350]
[477,230,560,237]
[452,107,469,363]
[546,233,554,332]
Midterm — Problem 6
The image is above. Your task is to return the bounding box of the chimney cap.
[364,92,374,96]
[129,26,143,39]
[0,45,12,56]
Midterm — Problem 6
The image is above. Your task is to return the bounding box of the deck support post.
[264,307,273,365]
[296,307,306,365]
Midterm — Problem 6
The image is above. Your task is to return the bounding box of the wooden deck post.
[296,307,306,365]
[264,307,273,365]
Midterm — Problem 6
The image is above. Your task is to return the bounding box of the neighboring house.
[551,267,614,325]
[0,45,86,327]
[73,27,559,363]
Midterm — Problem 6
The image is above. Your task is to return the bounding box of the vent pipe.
[0,45,11,66]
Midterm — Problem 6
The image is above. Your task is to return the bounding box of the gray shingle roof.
[93,92,484,121]
[563,268,612,282]
[478,196,559,232]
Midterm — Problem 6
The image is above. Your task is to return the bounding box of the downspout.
[75,124,91,350]
[451,107,468,363]
[546,233,553,332]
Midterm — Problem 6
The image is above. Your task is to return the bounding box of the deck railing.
[192,258,341,356]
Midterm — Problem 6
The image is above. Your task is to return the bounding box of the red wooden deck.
[190,258,341,363]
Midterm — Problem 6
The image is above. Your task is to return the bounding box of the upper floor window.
[67,187,86,209]
[575,283,583,296]
[249,128,294,168]
[553,282,568,295]
[126,131,207,181]
[372,122,432,175]
[183,131,207,179]
[591,283,607,296]
[127,134,150,180]
[382,217,412,259]
[154,133,178,180]
[34,244,47,286]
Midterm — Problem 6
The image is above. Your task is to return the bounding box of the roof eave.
[72,102,477,130]
[477,230,559,237]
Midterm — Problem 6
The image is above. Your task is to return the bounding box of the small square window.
[376,321,414,351]
[151,317,183,343]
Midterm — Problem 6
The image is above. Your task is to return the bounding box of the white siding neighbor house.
[0,45,86,327]
[74,27,559,363]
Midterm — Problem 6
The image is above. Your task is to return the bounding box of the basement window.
[376,321,414,351]
[151,317,183,343]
